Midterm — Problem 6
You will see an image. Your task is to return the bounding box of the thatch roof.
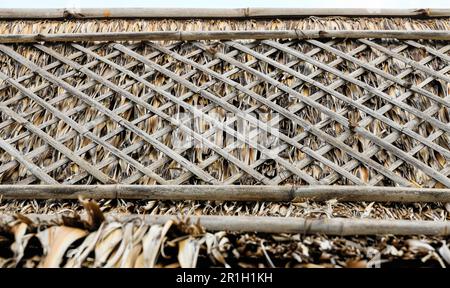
[0,12,449,267]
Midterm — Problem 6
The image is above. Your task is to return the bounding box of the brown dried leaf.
[37,226,88,268]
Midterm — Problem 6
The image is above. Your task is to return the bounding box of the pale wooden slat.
[0,138,58,184]
[309,39,450,111]
[0,71,169,185]
[147,42,366,185]
[359,39,450,83]
[2,212,450,235]
[34,44,271,185]
[1,30,450,43]
[0,102,115,184]
[207,42,414,187]
[0,44,216,184]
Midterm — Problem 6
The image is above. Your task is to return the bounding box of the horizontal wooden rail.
[1,185,450,202]
[1,213,450,235]
[0,8,449,19]
[0,30,449,43]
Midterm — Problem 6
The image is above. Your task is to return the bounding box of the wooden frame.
[2,213,450,235]
[0,8,449,19]
[1,185,450,202]
[0,30,450,43]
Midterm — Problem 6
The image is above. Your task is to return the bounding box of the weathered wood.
[0,103,115,184]
[1,185,450,202]
[0,8,449,19]
[0,66,168,185]
[34,44,271,185]
[1,212,450,235]
[0,44,220,185]
[262,40,450,186]
[0,30,450,43]
[0,139,58,184]
[208,42,414,187]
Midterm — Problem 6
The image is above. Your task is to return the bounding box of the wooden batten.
[0,8,449,19]
[0,30,449,43]
[1,213,450,235]
[1,185,450,202]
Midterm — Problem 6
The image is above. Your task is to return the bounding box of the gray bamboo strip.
[27,42,263,185]
[0,8,449,19]
[114,44,321,185]
[147,42,365,185]
[0,44,189,182]
[0,30,450,44]
[0,139,58,184]
[359,39,450,83]
[0,44,220,185]
[214,43,406,185]
[1,212,450,235]
[227,41,450,187]
[264,39,450,161]
[34,44,272,185]
[0,103,115,184]
[120,42,334,185]
[0,70,169,185]
[1,185,450,203]
[116,43,373,185]
[202,42,413,187]
[111,215,450,235]
[308,39,450,111]
[405,40,450,63]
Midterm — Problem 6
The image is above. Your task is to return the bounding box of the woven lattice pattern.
[0,38,449,186]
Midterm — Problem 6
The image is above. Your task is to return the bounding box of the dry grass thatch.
[0,29,449,186]
[0,16,449,268]
[1,199,450,268]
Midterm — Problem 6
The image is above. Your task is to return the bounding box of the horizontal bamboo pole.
[0,30,449,43]
[1,185,450,202]
[0,8,449,19]
[1,213,449,235]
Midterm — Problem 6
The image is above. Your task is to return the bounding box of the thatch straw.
[0,30,449,186]
[0,199,450,268]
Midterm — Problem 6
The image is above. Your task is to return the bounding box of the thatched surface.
[0,36,449,186]
[1,200,450,268]
[0,17,449,268]
[1,17,449,34]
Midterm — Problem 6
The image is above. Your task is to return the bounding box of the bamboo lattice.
[0,35,449,188]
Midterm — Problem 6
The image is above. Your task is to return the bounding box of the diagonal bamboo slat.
[0,32,449,190]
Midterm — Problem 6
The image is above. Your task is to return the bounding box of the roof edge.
[0,8,449,19]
